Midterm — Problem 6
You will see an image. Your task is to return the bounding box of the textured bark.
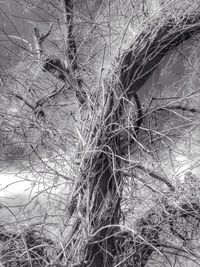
[64,11,200,267]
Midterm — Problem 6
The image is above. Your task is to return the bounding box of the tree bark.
[67,12,200,267]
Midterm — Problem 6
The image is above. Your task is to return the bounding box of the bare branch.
[11,93,34,110]
[62,0,87,104]
[35,85,66,108]
[10,93,45,119]
[133,93,143,135]
[119,15,200,101]
[43,57,69,82]
[33,24,53,60]
[135,164,175,191]
[157,105,199,113]
[63,0,77,70]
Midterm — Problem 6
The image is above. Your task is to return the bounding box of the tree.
[1,0,200,266]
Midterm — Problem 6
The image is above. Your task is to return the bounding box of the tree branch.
[11,93,45,119]
[63,0,78,71]
[33,24,53,60]
[157,105,199,113]
[35,85,66,108]
[62,0,87,104]
[32,2,86,105]
[43,57,69,82]
[11,93,34,110]
[136,164,175,191]
[133,93,143,135]
[119,15,200,101]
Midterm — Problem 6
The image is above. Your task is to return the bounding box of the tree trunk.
[67,10,200,267]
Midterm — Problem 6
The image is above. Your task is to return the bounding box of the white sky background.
[0,166,45,205]
[0,158,72,207]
